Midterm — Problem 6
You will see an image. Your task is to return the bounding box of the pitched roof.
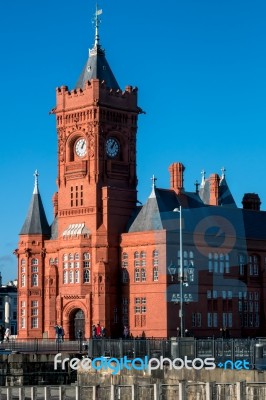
[20,172,50,236]
[76,45,120,90]
[128,188,205,233]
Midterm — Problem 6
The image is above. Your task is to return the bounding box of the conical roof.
[20,171,50,236]
[75,7,119,90]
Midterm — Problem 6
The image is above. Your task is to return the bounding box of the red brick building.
[16,11,266,339]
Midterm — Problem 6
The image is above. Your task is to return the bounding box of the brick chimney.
[209,174,220,206]
[169,162,185,194]
[242,193,261,211]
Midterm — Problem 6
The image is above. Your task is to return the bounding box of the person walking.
[96,323,101,338]
[4,328,10,343]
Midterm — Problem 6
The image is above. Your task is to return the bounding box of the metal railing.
[1,337,266,370]
[0,382,265,400]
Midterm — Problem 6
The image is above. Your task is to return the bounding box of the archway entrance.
[70,309,85,340]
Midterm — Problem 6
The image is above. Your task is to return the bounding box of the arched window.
[134,252,140,267]
[74,253,79,260]
[122,253,128,268]
[140,251,146,266]
[152,249,159,281]
[219,254,224,274]
[83,253,90,283]
[214,253,218,273]
[239,254,246,275]
[83,269,90,283]
[75,270,79,283]
[63,254,68,261]
[54,258,58,264]
[122,269,129,283]
[31,274,38,287]
[49,258,54,265]
[68,253,74,261]
[249,254,259,276]
[21,274,25,287]
[31,258,38,266]
[141,268,146,281]
[134,268,140,282]
[208,253,213,273]
[153,267,158,281]
[69,270,74,283]
[21,259,26,266]
[63,270,67,284]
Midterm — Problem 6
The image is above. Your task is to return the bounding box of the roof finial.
[151,174,157,190]
[201,170,206,186]
[33,170,39,194]
[221,167,226,179]
[194,180,199,194]
[149,174,157,198]
[94,4,102,47]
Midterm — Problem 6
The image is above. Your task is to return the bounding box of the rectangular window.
[213,290,218,299]
[31,301,38,307]
[207,313,212,327]
[222,313,227,327]
[21,318,26,329]
[31,317,38,328]
[213,313,218,328]
[13,312,17,320]
[197,313,202,327]
[228,313,233,328]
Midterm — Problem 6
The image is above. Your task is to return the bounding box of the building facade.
[16,10,266,339]
[0,274,18,335]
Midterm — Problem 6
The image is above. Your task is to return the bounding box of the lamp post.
[173,206,184,338]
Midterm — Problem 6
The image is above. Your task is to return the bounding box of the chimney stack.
[169,163,185,194]
[242,193,261,211]
[209,174,220,206]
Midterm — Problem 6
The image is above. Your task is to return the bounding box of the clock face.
[75,138,87,157]
[106,137,120,158]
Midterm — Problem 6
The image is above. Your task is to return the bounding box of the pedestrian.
[92,324,96,338]
[4,328,10,343]
[184,329,189,337]
[54,325,60,342]
[123,325,129,339]
[101,326,106,338]
[96,323,101,338]
[57,325,63,342]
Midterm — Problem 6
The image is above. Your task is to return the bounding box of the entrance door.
[73,309,85,339]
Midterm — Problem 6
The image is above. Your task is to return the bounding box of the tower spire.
[94,4,102,47]
[33,170,39,194]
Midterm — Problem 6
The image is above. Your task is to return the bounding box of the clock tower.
[17,7,141,339]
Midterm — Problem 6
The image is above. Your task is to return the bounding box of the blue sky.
[1,0,266,283]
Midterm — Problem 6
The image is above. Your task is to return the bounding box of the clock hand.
[81,141,85,149]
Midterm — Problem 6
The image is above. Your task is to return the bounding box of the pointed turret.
[20,170,50,236]
[75,6,120,90]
